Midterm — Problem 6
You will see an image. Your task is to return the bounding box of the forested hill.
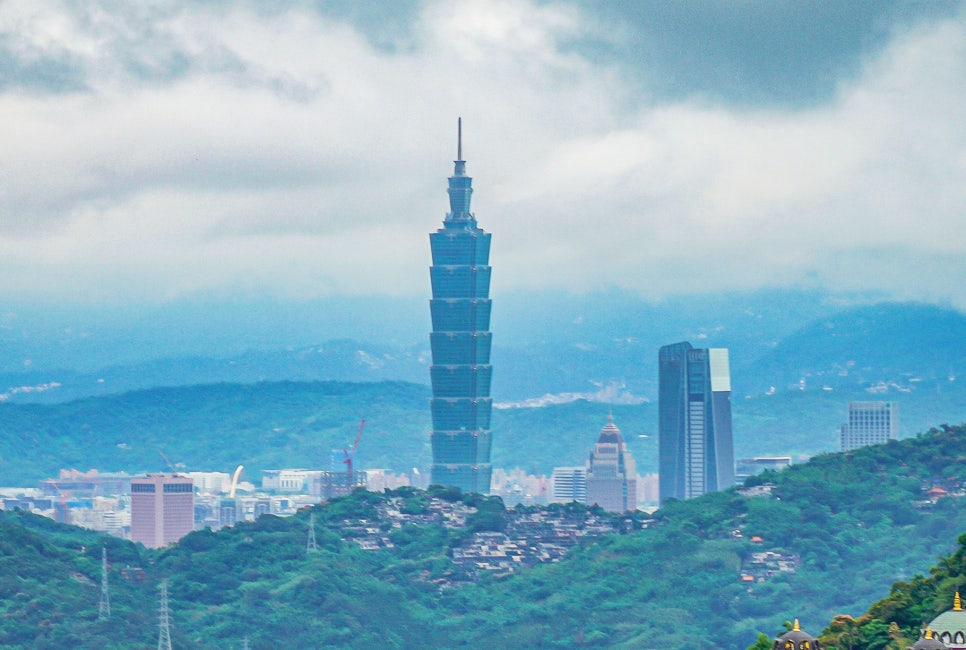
[4,376,966,487]
[5,424,966,648]
[820,513,966,647]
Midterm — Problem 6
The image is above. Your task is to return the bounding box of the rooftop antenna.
[457,117,462,161]
[157,580,172,650]
[306,512,319,553]
[98,546,110,620]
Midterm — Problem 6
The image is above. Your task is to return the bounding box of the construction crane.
[342,419,365,479]
[158,449,181,474]
[45,480,72,524]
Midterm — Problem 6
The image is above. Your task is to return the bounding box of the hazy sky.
[1,1,964,307]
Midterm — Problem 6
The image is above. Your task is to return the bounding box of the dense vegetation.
[818,517,966,648]
[4,424,966,648]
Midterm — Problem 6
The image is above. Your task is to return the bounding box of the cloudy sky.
[1,0,964,308]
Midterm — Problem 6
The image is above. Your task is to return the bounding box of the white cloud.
[0,1,963,307]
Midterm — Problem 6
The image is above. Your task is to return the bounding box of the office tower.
[130,474,194,548]
[218,498,238,527]
[550,467,588,504]
[840,401,898,451]
[659,342,734,504]
[428,120,493,494]
[586,416,637,512]
[253,498,272,519]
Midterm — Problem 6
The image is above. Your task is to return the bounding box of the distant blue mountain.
[739,302,966,395]
[3,297,966,482]
[0,287,856,402]
[2,291,963,415]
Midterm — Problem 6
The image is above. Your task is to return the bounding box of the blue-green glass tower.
[428,119,492,494]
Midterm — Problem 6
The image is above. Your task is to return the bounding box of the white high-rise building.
[550,467,588,504]
[840,401,899,451]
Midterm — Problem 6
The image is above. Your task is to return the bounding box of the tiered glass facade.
[428,125,493,494]
[658,342,734,504]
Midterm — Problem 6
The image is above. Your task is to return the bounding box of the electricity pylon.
[157,580,172,650]
[98,546,110,620]
[306,512,319,553]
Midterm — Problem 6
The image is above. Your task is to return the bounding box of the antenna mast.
[98,547,110,620]
[458,117,462,161]
[157,580,172,650]
[306,512,319,553]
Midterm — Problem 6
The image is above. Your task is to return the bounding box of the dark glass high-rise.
[428,121,492,494]
[658,342,734,504]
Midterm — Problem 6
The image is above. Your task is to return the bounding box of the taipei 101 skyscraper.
[428,119,493,494]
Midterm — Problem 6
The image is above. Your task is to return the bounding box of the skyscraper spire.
[446,118,473,224]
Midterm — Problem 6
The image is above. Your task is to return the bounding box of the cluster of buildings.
[0,128,908,555]
[424,127,901,511]
[424,125,736,509]
[314,491,633,584]
[0,467,419,548]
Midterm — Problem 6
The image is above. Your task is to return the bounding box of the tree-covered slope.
[0,511,154,649]
[5,425,966,648]
[819,510,966,647]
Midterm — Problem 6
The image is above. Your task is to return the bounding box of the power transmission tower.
[157,580,172,650]
[306,512,318,553]
[98,546,110,620]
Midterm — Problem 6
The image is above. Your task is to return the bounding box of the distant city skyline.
[0,2,964,309]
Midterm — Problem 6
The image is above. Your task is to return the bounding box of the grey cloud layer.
[0,0,963,306]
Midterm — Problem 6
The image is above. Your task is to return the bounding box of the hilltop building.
[586,416,637,512]
[922,592,966,649]
[130,474,194,549]
[428,120,493,495]
[734,456,792,483]
[658,342,734,504]
[772,619,822,649]
[840,401,899,451]
[912,630,949,650]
